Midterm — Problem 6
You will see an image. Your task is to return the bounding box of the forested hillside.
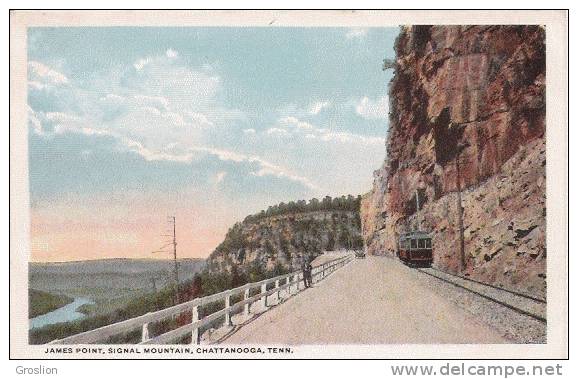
[207,195,363,273]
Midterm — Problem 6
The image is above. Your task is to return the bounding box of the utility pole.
[455,147,466,272]
[170,216,180,305]
[152,217,180,305]
[415,189,421,231]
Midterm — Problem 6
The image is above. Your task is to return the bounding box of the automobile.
[354,250,366,259]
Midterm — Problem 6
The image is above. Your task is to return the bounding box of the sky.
[27,27,399,262]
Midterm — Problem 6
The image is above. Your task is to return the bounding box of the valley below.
[29,258,205,325]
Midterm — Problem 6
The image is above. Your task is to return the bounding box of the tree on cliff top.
[243,194,362,223]
[383,58,396,71]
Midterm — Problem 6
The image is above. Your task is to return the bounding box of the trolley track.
[416,267,546,323]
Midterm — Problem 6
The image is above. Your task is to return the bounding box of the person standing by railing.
[305,260,313,288]
[300,255,308,288]
[301,255,312,288]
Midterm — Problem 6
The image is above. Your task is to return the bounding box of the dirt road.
[223,256,509,344]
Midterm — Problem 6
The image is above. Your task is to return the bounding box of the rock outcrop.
[361,26,546,298]
[208,197,363,273]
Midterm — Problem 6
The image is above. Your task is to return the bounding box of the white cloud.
[31,108,194,163]
[28,81,46,91]
[133,95,170,112]
[127,53,221,113]
[165,48,179,59]
[272,115,385,147]
[78,127,114,137]
[28,106,43,135]
[162,112,187,126]
[278,116,314,130]
[123,138,193,163]
[355,96,389,120]
[88,56,231,147]
[133,57,151,71]
[28,61,68,85]
[190,146,318,191]
[45,111,75,122]
[142,106,162,116]
[249,160,319,191]
[185,111,214,128]
[28,56,317,192]
[309,101,331,115]
[165,142,179,150]
[266,127,290,137]
[45,112,84,134]
[346,28,368,39]
[215,171,227,185]
[99,93,125,103]
[31,107,319,191]
[319,130,384,146]
[191,146,247,163]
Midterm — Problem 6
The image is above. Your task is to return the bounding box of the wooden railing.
[49,253,353,345]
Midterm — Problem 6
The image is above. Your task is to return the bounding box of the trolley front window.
[418,239,425,249]
[410,239,417,249]
[425,239,432,249]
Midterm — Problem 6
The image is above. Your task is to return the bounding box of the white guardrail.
[49,253,353,345]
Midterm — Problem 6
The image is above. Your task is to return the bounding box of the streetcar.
[397,231,433,267]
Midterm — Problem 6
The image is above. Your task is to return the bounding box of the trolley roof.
[399,230,432,240]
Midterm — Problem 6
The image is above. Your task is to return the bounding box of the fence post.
[244,287,250,316]
[261,283,268,309]
[191,305,200,345]
[141,323,149,343]
[295,273,300,292]
[275,279,280,302]
[225,292,232,327]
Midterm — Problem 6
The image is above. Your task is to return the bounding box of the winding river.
[29,297,94,330]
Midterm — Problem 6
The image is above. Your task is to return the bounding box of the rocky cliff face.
[361,25,546,298]
[207,198,363,274]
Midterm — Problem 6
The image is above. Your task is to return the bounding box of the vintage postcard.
[9,10,568,359]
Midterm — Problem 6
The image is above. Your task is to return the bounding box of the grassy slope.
[29,289,74,319]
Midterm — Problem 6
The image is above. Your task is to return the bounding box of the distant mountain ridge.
[29,258,206,301]
[30,258,204,275]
